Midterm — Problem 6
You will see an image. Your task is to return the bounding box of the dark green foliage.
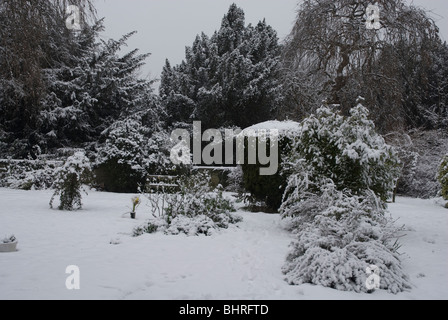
[133,222,160,237]
[0,159,61,190]
[94,113,173,194]
[242,165,285,211]
[438,155,448,202]
[95,159,145,194]
[241,133,295,212]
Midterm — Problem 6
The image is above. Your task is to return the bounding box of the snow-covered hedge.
[240,121,300,211]
[0,159,62,190]
[439,154,448,205]
[282,185,411,294]
[134,173,242,237]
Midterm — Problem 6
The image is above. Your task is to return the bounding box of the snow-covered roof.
[237,120,301,137]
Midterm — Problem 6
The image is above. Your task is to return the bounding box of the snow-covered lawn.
[0,188,447,300]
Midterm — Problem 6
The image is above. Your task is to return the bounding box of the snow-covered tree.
[38,21,152,150]
[0,0,96,157]
[160,4,283,130]
[95,109,173,193]
[50,151,92,211]
[423,42,448,129]
[281,0,441,132]
[0,1,155,158]
[391,130,448,199]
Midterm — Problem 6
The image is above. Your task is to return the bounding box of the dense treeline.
[159,4,283,130]
[0,0,447,161]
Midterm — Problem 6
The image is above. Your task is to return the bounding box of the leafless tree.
[281,0,440,132]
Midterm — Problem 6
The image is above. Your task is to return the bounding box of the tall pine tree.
[160,4,283,130]
[0,1,156,157]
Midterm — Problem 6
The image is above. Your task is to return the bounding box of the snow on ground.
[0,188,447,300]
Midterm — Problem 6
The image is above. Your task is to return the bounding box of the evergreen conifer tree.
[160,4,283,130]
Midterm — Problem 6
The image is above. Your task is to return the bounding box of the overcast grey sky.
[94,0,448,85]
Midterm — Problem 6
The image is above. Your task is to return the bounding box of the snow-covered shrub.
[395,130,448,199]
[226,166,245,194]
[95,117,150,193]
[50,152,92,211]
[133,219,167,237]
[136,215,220,237]
[134,172,242,237]
[282,104,401,207]
[0,159,61,190]
[281,104,409,293]
[165,173,238,225]
[95,115,173,193]
[438,154,448,206]
[384,131,418,200]
[283,186,411,294]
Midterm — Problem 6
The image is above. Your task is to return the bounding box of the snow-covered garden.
[1,104,447,300]
[0,188,447,300]
[1,0,448,302]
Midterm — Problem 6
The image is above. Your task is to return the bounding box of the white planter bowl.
[0,241,18,253]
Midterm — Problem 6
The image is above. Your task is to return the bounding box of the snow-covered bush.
[438,154,448,206]
[282,104,401,208]
[134,172,241,237]
[226,166,244,194]
[281,104,409,293]
[394,130,448,199]
[134,215,225,237]
[50,152,92,211]
[95,115,173,193]
[283,185,411,294]
[165,173,238,225]
[0,159,61,190]
[384,131,418,200]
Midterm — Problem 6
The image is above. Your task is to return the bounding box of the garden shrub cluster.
[0,159,62,190]
[392,130,448,199]
[133,172,242,237]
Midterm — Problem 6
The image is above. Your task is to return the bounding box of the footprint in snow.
[423,237,436,244]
